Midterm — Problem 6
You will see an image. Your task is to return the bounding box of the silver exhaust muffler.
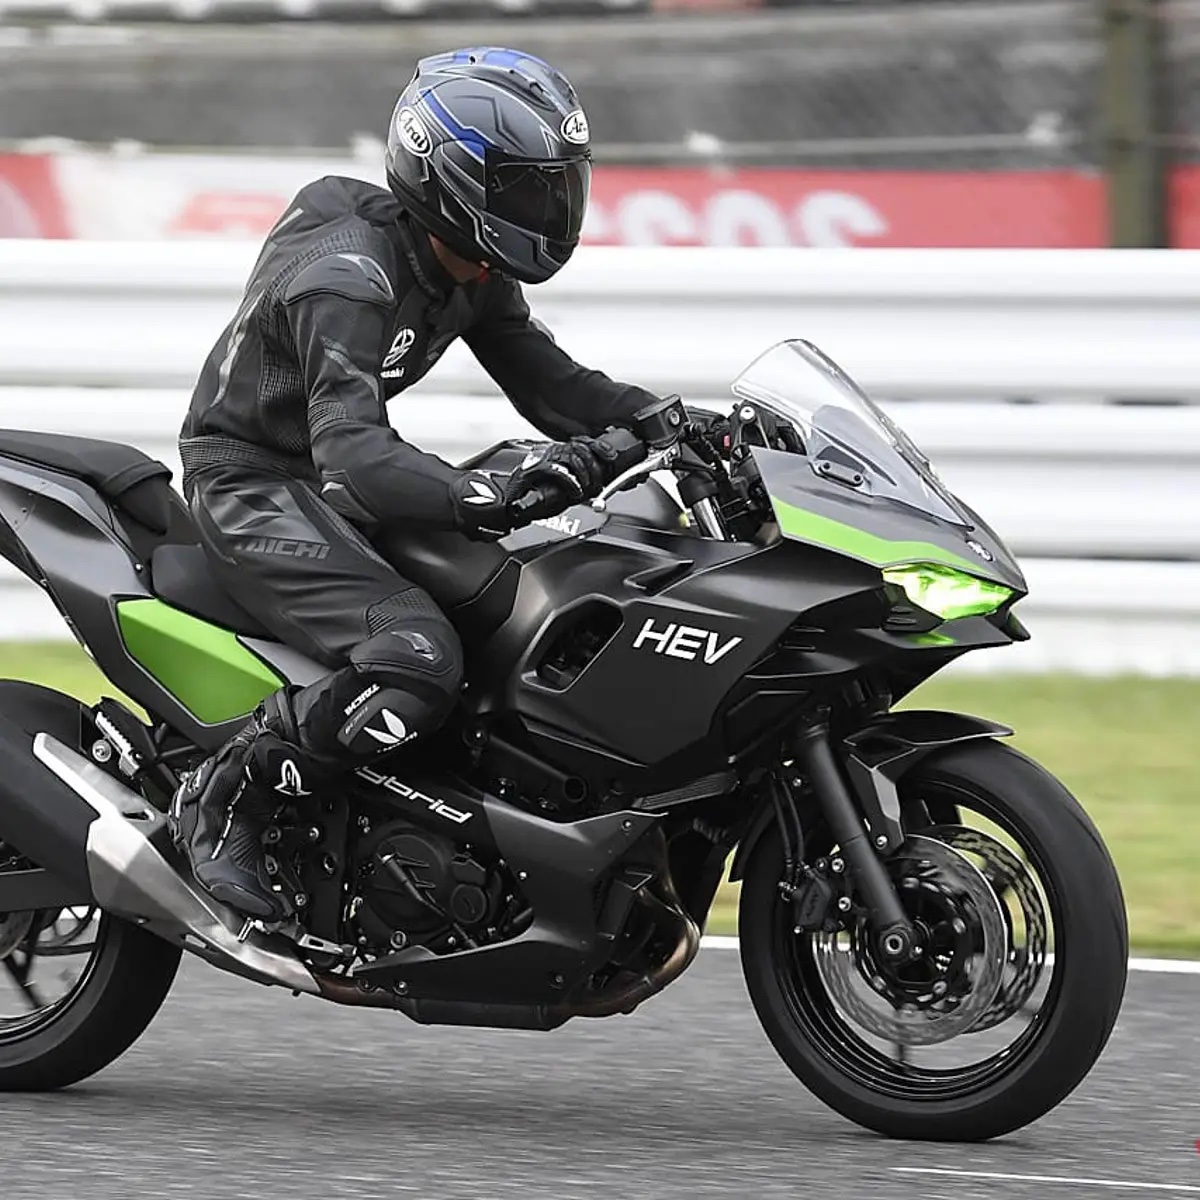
[33,733,319,995]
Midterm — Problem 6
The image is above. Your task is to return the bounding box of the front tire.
[739,739,1128,1141]
[0,910,181,1091]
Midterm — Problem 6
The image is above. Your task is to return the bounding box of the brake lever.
[590,443,681,512]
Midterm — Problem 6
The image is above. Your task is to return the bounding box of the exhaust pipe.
[32,733,319,995]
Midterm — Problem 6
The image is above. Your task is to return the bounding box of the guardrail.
[4,243,1200,399]
[1,243,1198,671]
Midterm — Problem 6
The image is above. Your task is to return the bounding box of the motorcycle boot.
[170,692,318,922]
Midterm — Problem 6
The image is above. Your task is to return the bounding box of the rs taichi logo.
[632,618,743,665]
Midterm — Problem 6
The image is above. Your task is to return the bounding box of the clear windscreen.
[731,340,968,527]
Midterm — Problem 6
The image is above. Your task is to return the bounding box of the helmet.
[385,47,592,285]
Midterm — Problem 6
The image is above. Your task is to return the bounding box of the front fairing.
[735,342,1026,594]
[754,447,1026,592]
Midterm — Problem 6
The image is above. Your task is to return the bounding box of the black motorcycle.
[0,340,1126,1140]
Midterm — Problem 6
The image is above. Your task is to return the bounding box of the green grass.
[3,642,1197,955]
[0,641,117,704]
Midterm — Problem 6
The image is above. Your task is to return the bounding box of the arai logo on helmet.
[561,109,590,146]
[396,107,433,157]
[967,539,995,562]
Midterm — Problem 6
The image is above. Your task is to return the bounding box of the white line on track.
[892,1167,1200,1194]
[698,935,1200,975]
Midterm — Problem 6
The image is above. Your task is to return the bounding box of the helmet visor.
[485,153,591,243]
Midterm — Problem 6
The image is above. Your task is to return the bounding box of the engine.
[348,819,513,954]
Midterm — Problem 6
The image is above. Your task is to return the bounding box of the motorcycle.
[0,339,1126,1141]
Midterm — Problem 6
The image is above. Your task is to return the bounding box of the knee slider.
[350,614,463,697]
[340,616,463,759]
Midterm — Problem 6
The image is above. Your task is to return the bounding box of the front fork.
[793,721,919,964]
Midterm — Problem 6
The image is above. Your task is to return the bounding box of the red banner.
[0,155,69,238]
[586,167,1108,249]
[1169,165,1200,248]
[20,151,1200,249]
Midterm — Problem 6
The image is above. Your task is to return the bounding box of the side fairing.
[117,600,284,725]
[475,524,879,787]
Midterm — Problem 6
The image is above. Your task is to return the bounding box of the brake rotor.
[927,825,1049,1033]
[812,834,1008,1046]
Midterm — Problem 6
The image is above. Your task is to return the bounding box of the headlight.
[882,563,1014,622]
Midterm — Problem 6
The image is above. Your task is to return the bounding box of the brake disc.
[927,825,1049,1033]
[812,834,1008,1046]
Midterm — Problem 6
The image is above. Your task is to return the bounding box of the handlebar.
[507,398,709,528]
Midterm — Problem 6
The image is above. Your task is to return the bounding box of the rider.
[170,47,659,922]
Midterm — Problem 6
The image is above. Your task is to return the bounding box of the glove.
[449,459,587,542]
[451,430,648,542]
[450,471,514,541]
[511,429,646,505]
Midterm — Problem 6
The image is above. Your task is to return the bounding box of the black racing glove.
[511,429,647,506]
[450,471,515,541]
[451,430,648,542]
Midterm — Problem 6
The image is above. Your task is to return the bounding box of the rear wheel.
[739,739,1128,1141]
[0,844,181,1090]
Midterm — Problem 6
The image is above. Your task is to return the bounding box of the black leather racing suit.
[180,174,656,766]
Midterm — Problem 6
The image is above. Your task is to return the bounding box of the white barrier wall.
[3,243,1200,398]
[1,243,1198,672]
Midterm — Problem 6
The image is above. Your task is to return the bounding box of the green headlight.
[882,562,1014,622]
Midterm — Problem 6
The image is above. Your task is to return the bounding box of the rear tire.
[739,739,1128,1141]
[0,913,181,1091]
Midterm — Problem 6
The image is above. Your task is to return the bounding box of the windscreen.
[731,340,968,527]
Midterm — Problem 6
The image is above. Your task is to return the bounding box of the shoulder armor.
[284,252,396,308]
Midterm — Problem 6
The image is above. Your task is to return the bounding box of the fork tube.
[689,497,727,540]
[794,721,917,962]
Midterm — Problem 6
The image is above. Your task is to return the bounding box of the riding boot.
[169,692,319,922]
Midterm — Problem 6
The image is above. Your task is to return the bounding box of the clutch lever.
[590,443,680,512]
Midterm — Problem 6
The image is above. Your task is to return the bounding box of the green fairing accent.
[771,497,982,573]
[910,631,958,648]
[117,599,283,725]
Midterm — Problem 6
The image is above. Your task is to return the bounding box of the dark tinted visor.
[485,152,591,242]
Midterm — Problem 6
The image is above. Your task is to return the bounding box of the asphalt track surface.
[3,945,1198,1200]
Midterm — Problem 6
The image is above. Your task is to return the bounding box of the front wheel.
[739,739,1128,1141]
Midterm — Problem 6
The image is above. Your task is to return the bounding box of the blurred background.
[0,0,1196,951]
[3,0,1200,247]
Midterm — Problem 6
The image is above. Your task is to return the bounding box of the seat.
[369,527,519,643]
[0,430,176,534]
[151,535,518,644]
[150,544,271,637]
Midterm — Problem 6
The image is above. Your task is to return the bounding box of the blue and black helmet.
[386,47,593,285]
